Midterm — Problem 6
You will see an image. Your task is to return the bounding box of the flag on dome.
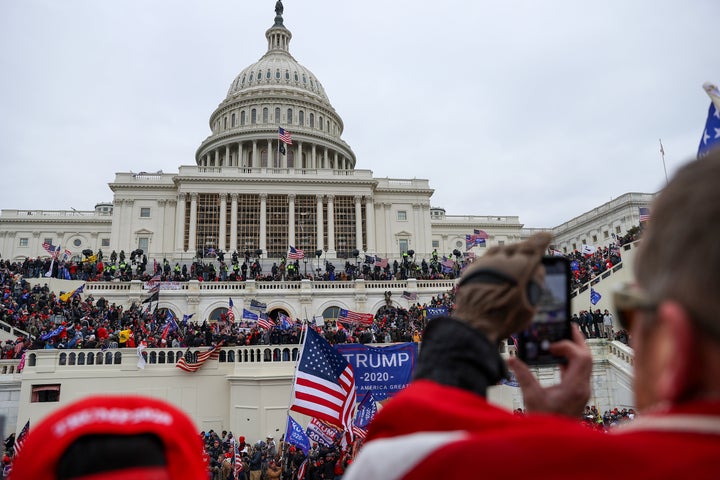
[290,328,356,436]
[698,82,720,158]
[288,246,305,260]
[279,127,293,145]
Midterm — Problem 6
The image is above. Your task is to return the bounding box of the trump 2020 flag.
[285,415,311,454]
[590,288,602,306]
[352,392,378,440]
[291,327,356,436]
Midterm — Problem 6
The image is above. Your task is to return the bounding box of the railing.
[0,320,30,340]
[0,360,21,375]
[23,345,302,370]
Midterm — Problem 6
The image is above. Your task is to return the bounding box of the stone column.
[214,149,219,167]
[259,193,267,256]
[365,197,376,253]
[175,194,186,252]
[188,193,198,253]
[218,193,227,252]
[324,148,329,170]
[354,195,363,251]
[267,139,273,168]
[252,141,258,168]
[239,142,245,168]
[316,194,324,251]
[123,200,134,250]
[384,203,392,257]
[230,193,238,252]
[311,145,317,169]
[288,194,296,247]
[298,141,303,169]
[225,145,230,167]
[327,194,335,256]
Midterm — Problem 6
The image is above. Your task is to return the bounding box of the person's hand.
[507,326,592,417]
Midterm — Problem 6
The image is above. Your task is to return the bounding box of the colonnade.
[176,193,376,256]
[197,140,353,171]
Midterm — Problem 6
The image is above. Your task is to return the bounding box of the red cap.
[10,395,206,480]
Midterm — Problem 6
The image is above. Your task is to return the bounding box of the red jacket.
[345,380,720,480]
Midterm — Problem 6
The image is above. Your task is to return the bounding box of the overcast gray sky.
[1,0,717,228]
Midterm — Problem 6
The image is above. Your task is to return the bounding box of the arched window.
[241,111,246,126]
[78,353,85,365]
[319,116,323,131]
[251,109,257,124]
[275,69,280,79]
[287,108,293,125]
[299,110,304,125]
[249,73,254,82]
[87,352,94,365]
[275,107,281,124]
[266,70,271,79]
[288,149,294,168]
[231,113,236,127]
[327,120,330,132]
[309,113,314,128]
[263,108,269,123]
[224,117,227,129]
[241,74,246,85]
[294,72,298,82]
[261,149,268,168]
[285,70,290,80]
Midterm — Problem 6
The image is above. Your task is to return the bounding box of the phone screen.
[516,256,572,365]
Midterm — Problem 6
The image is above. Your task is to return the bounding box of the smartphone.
[516,256,572,365]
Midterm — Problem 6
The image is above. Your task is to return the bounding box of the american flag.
[42,242,60,258]
[279,127,293,145]
[296,459,308,480]
[233,442,243,479]
[288,246,305,260]
[14,420,30,456]
[351,425,367,440]
[639,207,650,223]
[227,298,235,323]
[175,342,223,373]
[374,256,388,268]
[473,229,489,239]
[258,313,275,330]
[290,328,356,436]
[338,309,374,326]
[401,291,417,301]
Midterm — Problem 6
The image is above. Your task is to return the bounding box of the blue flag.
[354,392,378,430]
[590,288,602,306]
[41,325,66,341]
[242,308,259,321]
[285,415,310,454]
[181,313,193,326]
[698,83,720,157]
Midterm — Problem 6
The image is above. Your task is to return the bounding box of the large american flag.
[639,207,650,223]
[279,127,293,145]
[175,343,223,373]
[291,328,356,436]
[14,420,30,455]
[233,442,243,480]
[288,246,305,260]
[338,308,374,327]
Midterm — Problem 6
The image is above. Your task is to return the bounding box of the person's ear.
[656,301,696,402]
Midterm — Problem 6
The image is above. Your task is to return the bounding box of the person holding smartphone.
[346,150,720,479]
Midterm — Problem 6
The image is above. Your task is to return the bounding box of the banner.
[335,343,418,401]
[305,417,341,446]
[426,307,448,319]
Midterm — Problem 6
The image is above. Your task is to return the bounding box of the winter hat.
[10,395,206,480]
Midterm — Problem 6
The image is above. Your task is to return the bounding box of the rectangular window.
[44,237,53,245]
[31,384,60,403]
[19,238,28,247]
[615,226,622,234]
[604,231,609,239]
[592,235,597,242]
[101,238,110,247]
[397,210,407,221]
[399,239,409,253]
[140,207,151,218]
[138,237,149,252]
[432,240,440,248]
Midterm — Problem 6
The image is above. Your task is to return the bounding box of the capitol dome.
[196,2,355,170]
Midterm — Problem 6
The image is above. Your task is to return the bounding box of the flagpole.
[659,138,668,186]
[285,322,310,417]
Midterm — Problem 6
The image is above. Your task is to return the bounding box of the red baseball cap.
[10,395,206,480]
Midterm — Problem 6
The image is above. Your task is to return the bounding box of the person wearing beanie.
[346,151,720,479]
[10,395,207,480]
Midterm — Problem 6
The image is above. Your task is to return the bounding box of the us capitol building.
[0,3,650,440]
